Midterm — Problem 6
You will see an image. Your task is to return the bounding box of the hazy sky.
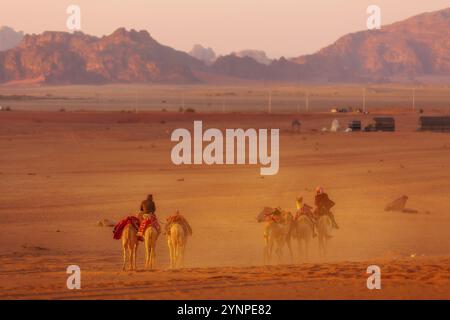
[1,0,449,57]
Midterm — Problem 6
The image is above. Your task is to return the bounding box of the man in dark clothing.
[314,186,339,229]
[140,194,156,215]
[137,194,157,239]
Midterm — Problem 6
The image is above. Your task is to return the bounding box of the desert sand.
[0,98,449,299]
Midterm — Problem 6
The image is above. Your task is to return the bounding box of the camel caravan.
[257,186,339,263]
[112,186,337,270]
[112,194,192,271]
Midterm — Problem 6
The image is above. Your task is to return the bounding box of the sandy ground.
[0,110,449,299]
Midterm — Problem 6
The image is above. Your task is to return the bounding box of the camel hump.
[166,214,193,236]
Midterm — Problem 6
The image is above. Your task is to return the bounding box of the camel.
[263,221,285,264]
[144,225,159,269]
[317,215,332,258]
[121,223,139,271]
[293,215,314,261]
[260,208,294,264]
[167,223,187,269]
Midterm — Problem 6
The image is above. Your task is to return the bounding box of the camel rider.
[140,194,156,216]
[314,186,339,229]
[296,197,318,237]
[137,194,157,238]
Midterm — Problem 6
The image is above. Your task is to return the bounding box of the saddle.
[295,204,316,220]
[113,216,140,240]
[137,214,161,241]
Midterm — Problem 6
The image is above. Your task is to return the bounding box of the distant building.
[419,116,450,132]
[373,117,395,132]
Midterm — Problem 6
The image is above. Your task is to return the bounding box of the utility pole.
[412,88,416,112]
[363,87,366,113]
[182,91,185,110]
[222,97,226,114]
[305,91,309,112]
[268,89,272,114]
[134,89,138,113]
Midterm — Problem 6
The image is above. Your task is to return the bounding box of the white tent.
[330,119,340,132]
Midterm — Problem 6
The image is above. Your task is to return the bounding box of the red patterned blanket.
[112,216,140,240]
[137,215,161,241]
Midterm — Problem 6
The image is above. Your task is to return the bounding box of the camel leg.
[149,245,153,269]
[263,235,269,265]
[151,245,156,269]
[151,246,155,269]
[132,244,138,270]
[180,242,186,268]
[268,238,274,264]
[129,245,133,271]
[175,239,181,268]
[168,238,174,269]
[144,242,148,269]
[171,243,175,269]
[130,245,136,271]
[318,237,322,258]
[178,243,185,268]
[128,244,133,270]
[176,240,183,268]
[275,241,283,263]
[304,239,310,261]
[319,237,325,259]
[286,238,294,263]
[173,242,178,268]
[122,245,127,271]
[297,238,303,262]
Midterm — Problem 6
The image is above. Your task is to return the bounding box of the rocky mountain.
[189,44,216,65]
[291,7,450,82]
[0,26,24,51]
[0,7,448,84]
[232,50,272,65]
[0,28,205,84]
[209,55,300,81]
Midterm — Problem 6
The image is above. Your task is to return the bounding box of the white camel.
[294,215,314,261]
[317,215,332,258]
[144,225,159,269]
[167,223,187,269]
[121,223,139,271]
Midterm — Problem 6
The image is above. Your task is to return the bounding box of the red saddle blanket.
[113,216,140,240]
[137,215,161,241]
[264,213,282,223]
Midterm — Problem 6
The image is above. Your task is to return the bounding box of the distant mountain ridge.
[0,7,449,84]
[0,28,205,84]
[291,7,450,82]
[0,26,24,51]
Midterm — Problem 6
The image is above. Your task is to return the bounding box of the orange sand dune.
[0,253,448,299]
